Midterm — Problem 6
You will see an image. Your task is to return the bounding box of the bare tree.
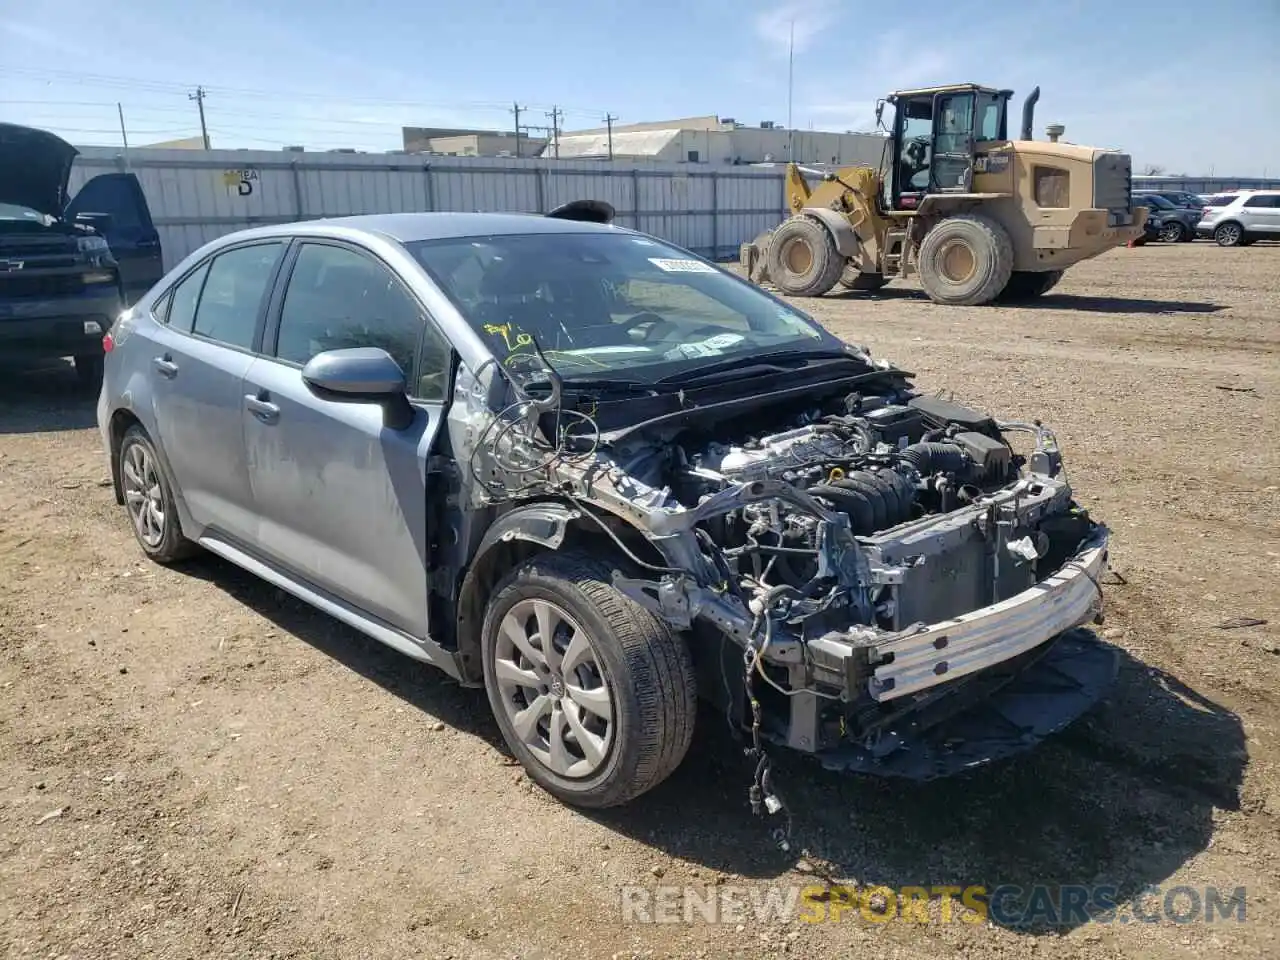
[1139,164,1167,176]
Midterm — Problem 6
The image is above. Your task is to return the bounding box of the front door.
[66,173,164,304]
[931,92,976,193]
[241,240,452,638]
[147,241,285,545]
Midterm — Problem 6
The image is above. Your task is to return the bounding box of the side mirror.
[301,347,415,430]
[75,211,113,233]
[874,100,885,129]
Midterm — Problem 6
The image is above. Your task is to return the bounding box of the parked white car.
[1197,190,1280,246]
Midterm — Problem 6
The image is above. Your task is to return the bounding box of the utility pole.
[511,102,525,158]
[546,106,563,159]
[605,113,617,161]
[116,102,129,151]
[786,19,795,161]
[189,86,210,150]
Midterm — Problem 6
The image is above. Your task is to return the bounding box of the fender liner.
[454,501,582,683]
[472,501,579,558]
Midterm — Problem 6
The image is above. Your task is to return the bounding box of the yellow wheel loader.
[739,84,1148,306]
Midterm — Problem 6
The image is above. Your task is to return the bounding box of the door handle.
[244,392,280,424]
[152,355,178,378]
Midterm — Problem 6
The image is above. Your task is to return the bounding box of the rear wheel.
[997,270,1064,302]
[917,215,1014,306]
[481,550,697,808]
[764,217,845,297]
[117,425,198,564]
[838,264,889,292]
[1214,222,1245,247]
[1159,220,1186,243]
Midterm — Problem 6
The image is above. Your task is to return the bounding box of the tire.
[764,216,845,297]
[838,264,889,292]
[74,353,104,392]
[117,425,198,564]
[1214,222,1245,247]
[997,269,1064,302]
[1159,220,1186,243]
[917,214,1014,306]
[481,549,697,809]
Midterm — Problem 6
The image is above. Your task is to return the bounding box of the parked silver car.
[1197,190,1280,245]
[97,211,1115,809]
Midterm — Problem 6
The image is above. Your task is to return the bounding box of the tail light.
[102,332,115,353]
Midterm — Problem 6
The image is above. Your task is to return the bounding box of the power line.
[0,66,611,119]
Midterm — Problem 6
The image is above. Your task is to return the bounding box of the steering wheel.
[620,311,678,342]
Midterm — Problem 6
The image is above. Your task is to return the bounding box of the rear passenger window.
[166,262,210,332]
[191,243,284,350]
[1244,195,1278,208]
[275,243,425,377]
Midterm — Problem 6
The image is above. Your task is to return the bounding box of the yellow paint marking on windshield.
[483,322,533,353]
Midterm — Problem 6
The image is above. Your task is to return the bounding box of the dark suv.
[1133,193,1199,242]
[0,123,163,386]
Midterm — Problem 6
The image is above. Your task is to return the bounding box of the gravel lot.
[2,242,1278,960]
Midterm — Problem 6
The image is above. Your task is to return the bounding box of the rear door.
[1241,194,1280,233]
[241,239,452,639]
[147,240,286,545]
[66,173,164,304]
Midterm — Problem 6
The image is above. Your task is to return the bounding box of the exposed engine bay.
[449,351,1113,788]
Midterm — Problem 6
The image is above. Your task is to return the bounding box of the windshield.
[0,203,52,224]
[407,231,843,382]
[1141,195,1176,210]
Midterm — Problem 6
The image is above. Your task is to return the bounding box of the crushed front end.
[460,359,1118,780]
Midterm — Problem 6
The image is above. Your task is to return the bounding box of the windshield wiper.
[523,375,655,395]
[654,348,868,386]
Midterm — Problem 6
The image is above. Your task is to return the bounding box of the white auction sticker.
[648,257,717,274]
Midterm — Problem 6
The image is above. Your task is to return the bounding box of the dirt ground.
[2,242,1278,960]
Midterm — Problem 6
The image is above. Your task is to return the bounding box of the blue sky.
[1,0,1276,175]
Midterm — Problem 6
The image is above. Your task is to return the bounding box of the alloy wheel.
[492,598,614,778]
[121,441,166,548]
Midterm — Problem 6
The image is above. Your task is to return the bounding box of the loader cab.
[887,84,1011,211]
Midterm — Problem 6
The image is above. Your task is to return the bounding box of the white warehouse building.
[548,115,887,167]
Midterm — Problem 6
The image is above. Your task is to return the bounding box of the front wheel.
[764,216,845,297]
[1159,221,1186,243]
[838,264,889,292]
[481,550,697,808]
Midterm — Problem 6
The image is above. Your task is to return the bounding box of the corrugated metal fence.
[69,148,792,271]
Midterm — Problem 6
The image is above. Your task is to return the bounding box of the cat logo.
[0,259,25,272]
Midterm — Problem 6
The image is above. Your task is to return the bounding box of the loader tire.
[917,215,1014,306]
[997,269,1063,302]
[764,217,845,297]
[838,264,889,292]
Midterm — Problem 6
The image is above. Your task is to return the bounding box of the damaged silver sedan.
[99,206,1117,811]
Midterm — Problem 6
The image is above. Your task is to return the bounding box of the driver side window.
[275,242,425,379]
